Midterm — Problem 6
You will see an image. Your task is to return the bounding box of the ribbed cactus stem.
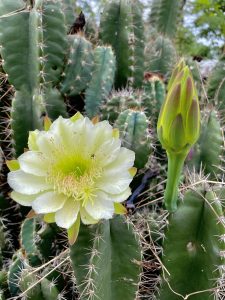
[164,152,185,212]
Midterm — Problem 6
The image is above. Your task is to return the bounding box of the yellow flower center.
[46,151,102,205]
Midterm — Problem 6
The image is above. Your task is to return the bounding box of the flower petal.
[80,208,98,225]
[10,191,37,206]
[36,131,60,156]
[107,188,131,203]
[85,193,114,219]
[92,121,114,152]
[96,168,132,194]
[18,151,48,176]
[94,138,121,166]
[105,147,135,170]
[49,116,75,148]
[28,130,40,151]
[55,199,80,229]
[8,170,51,195]
[32,192,66,214]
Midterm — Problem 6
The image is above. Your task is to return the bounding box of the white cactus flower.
[7,113,135,243]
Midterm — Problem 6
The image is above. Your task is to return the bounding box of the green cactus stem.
[99,0,131,89]
[158,189,225,300]
[115,109,151,169]
[61,35,94,96]
[129,0,145,88]
[70,216,141,300]
[164,151,185,211]
[85,46,116,118]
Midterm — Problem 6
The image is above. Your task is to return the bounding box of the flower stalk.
[164,151,186,212]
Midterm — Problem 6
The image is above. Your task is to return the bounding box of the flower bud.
[157,60,200,212]
[157,60,200,155]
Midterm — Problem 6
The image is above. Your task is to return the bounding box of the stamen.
[46,150,102,205]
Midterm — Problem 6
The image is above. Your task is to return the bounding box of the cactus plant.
[207,56,225,110]
[188,110,223,179]
[158,189,225,300]
[115,109,152,169]
[85,46,116,118]
[149,0,184,38]
[99,0,145,89]
[61,35,94,96]
[70,216,141,300]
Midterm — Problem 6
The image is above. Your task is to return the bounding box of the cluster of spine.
[101,75,165,124]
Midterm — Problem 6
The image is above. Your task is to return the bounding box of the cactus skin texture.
[20,218,42,266]
[99,0,131,89]
[70,216,141,300]
[61,35,94,96]
[101,76,165,125]
[8,252,24,297]
[44,87,68,120]
[207,56,225,110]
[101,89,142,124]
[142,73,165,120]
[149,0,183,38]
[11,90,43,157]
[145,35,177,77]
[19,269,44,300]
[42,0,68,86]
[158,189,225,300]
[85,46,116,118]
[129,0,145,88]
[189,110,223,179]
[115,109,151,169]
[100,0,145,89]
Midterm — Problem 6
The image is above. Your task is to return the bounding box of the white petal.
[105,147,135,170]
[50,116,95,157]
[71,117,95,156]
[94,138,121,166]
[106,188,131,203]
[32,192,66,214]
[80,208,98,225]
[28,130,40,151]
[18,151,48,176]
[49,116,75,148]
[11,191,37,206]
[85,194,114,220]
[91,121,113,153]
[97,174,132,194]
[8,170,51,195]
[36,131,60,156]
[55,199,80,229]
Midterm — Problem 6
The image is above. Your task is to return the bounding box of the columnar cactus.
[115,109,152,169]
[99,0,145,89]
[158,189,225,300]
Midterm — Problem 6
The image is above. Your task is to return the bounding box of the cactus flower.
[157,60,200,212]
[7,113,135,244]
